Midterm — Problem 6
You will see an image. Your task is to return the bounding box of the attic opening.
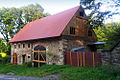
[70,27,75,35]
[80,11,84,17]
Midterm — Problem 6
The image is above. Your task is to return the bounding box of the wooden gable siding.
[62,8,97,40]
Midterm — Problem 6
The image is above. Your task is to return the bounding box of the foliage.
[0,39,10,55]
[0,55,10,64]
[0,64,120,80]
[94,22,120,49]
[80,0,120,29]
[0,52,7,57]
[46,52,59,58]
[0,4,50,42]
[22,62,32,68]
[0,4,50,55]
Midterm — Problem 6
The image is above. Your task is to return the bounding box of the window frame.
[80,11,84,17]
[23,44,25,48]
[70,27,76,35]
[18,44,20,48]
[14,44,16,49]
[28,43,31,48]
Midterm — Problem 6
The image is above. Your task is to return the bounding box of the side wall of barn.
[11,38,85,65]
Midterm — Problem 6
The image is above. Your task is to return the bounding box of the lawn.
[0,64,120,80]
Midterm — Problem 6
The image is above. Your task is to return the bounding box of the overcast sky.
[0,0,120,38]
[0,0,80,14]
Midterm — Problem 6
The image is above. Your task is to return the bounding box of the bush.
[0,55,10,64]
[22,62,32,68]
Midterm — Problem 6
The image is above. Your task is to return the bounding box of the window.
[28,43,30,48]
[14,45,16,49]
[88,30,92,36]
[23,44,25,48]
[18,44,20,48]
[70,27,75,35]
[80,11,84,16]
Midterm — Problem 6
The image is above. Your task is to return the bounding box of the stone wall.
[101,43,120,67]
[11,38,90,65]
[11,39,65,65]
[33,39,64,65]
[11,42,32,65]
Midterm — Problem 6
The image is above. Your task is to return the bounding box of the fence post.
[83,52,85,66]
[93,52,95,66]
[70,52,72,65]
[77,52,79,66]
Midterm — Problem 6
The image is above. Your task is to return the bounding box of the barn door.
[33,45,46,67]
[13,53,17,65]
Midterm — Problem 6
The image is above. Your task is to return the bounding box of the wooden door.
[13,53,17,65]
[33,45,46,67]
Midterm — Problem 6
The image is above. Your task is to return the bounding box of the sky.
[0,0,120,38]
[0,0,80,14]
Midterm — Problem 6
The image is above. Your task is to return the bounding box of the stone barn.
[9,6,97,67]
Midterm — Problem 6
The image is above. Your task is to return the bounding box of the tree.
[80,0,120,29]
[0,4,50,55]
[94,22,120,49]
[0,4,50,43]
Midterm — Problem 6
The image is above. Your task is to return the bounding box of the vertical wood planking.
[80,52,82,66]
[70,52,72,65]
[83,52,86,66]
[64,52,101,67]
[77,52,79,66]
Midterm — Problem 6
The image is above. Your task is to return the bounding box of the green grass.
[0,64,120,80]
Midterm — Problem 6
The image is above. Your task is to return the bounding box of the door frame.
[13,53,17,65]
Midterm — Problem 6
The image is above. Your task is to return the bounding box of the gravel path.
[0,74,60,80]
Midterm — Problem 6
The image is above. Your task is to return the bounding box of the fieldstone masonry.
[11,39,85,65]
[101,42,120,67]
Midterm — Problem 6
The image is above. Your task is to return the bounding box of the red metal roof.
[9,6,80,42]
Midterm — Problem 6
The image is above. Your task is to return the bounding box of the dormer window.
[70,27,75,35]
[88,30,92,36]
[80,11,84,17]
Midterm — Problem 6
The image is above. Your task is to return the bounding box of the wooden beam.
[33,51,46,53]
[33,60,46,63]
[63,35,97,42]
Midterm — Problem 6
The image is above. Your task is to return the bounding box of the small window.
[23,44,25,48]
[70,27,75,35]
[28,44,30,48]
[14,45,16,49]
[88,30,92,36]
[18,44,20,48]
[80,11,84,16]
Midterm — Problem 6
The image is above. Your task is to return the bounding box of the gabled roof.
[9,6,81,42]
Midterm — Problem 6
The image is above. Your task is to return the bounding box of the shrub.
[22,62,32,68]
[0,55,10,64]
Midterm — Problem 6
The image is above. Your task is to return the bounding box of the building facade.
[10,6,97,67]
